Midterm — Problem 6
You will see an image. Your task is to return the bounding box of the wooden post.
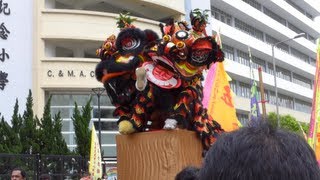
[116,130,203,180]
[258,67,267,119]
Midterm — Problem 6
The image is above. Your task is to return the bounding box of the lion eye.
[121,37,140,50]
[175,30,189,40]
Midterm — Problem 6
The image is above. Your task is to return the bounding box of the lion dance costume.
[95,10,224,151]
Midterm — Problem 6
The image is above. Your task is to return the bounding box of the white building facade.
[209,0,320,125]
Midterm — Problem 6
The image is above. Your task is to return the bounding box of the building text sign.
[0,0,10,90]
[46,69,96,78]
[0,0,33,121]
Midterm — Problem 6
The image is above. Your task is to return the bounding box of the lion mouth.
[143,53,181,89]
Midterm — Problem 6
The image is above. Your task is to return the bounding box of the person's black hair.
[175,166,199,180]
[11,167,26,178]
[198,122,320,180]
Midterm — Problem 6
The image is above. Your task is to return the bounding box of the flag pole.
[248,46,262,124]
[248,46,254,80]
[248,46,254,122]
[297,121,307,140]
[258,67,267,119]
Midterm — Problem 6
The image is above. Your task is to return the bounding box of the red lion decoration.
[95,10,224,151]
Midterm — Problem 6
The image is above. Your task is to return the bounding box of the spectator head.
[175,166,199,180]
[11,168,26,180]
[198,122,320,180]
[80,171,92,180]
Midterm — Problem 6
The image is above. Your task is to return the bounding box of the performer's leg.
[114,105,136,134]
[166,86,198,129]
[193,101,223,150]
[129,85,154,132]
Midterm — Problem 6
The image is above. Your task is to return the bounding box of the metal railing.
[0,153,89,180]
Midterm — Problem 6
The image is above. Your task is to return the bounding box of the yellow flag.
[207,62,240,132]
[89,125,102,179]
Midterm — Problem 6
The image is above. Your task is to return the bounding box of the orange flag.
[206,62,240,132]
[308,38,320,163]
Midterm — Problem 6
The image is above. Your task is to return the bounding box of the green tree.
[0,116,9,153]
[9,99,23,153]
[52,112,69,154]
[39,96,55,154]
[1,117,22,153]
[268,112,309,136]
[11,99,23,135]
[72,98,92,158]
[20,90,40,154]
[39,96,69,154]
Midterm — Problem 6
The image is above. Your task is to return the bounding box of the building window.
[84,49,98,58]
[242,0,261,10]
[285,0,313,20]
[235,50,266,72]
[252,56,266,71]
[99,131,118,157]
[266,63,275,76]
[268,91,276,105]
[211,7,232,25]
[308,34,316,44]
[276,66,291,81]
[237,113,249,126]
[263,7,286,26]
[306,12,313,19]
[236,50,250,67]
[235,18,264,41]
[265,34,289,53]
[223,44,234,60]
[295,99,312,113]
[285,0,304,13]
[291,47,309,63]
[47,92,118,157]
[266,63,291,81]
[229,80,237,94]
[55,46,74,57]
[310,58,316,67]
[237,82,251,98]
[268,91,293,109]
[292,73,312,89]
[264,7,314,44]
[94,121,118,131]
[288,22,304,35]
[232,81,310,113]
[278,94,294,109]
